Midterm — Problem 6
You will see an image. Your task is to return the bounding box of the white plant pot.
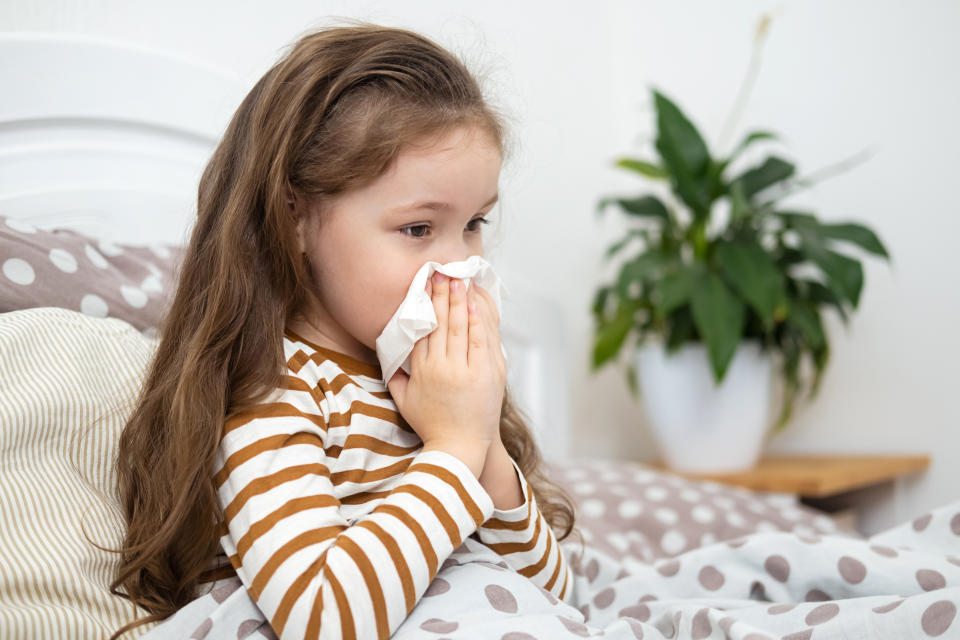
[635,339,774,473]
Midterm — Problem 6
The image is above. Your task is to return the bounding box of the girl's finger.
[446,277,468,364]
[469,283,493,349]
[473,285,501,344]
[473,284,505,372]
[429,272,448,358]
[467,283,487,368]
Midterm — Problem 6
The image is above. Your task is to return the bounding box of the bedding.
[1,307,956,640]
[0,214,182,333]
[142,501,960,639]
[0,307,157,638]
[543,459,854,565]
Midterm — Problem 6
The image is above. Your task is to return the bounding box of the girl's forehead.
[315,126,501,222]
[386,192,499,217]
[372,143,501,205]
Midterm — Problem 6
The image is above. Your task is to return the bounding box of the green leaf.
[595,195,672,225]
[716,130,779,178]
[705,159,728,202]
[728,180,752,222]
[778,212,889,260]
[595,196,612,218]
[731,156,795,200]
[615,249,674,298]
[615,195,670,221]
[690,271,746,382]
[591,285,612,318]
[652,89,712,218]
[775,210,820,228]
[665,306,697,351]
[785,298,826,350]
[714,239,787,328]
[785,297,828,401]
[603,229,649,262]
[802,244,865,308]
[654,263,698,317]
[802,279,849,323]
[810,340,830,396]
[817,222,890,258]
[728,130,778,162]
[780,213,865,307]
[615,157,669,179]
[592,298,636,369]
[625,362,639,399]
[774,246,806,268]
[772,335,801,432]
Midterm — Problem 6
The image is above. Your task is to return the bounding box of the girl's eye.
[401,224,430,239]
[401,217,490,239]
[466,217,491,232]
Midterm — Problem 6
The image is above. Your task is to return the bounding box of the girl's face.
[293,124,502,369]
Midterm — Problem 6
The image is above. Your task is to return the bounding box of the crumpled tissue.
[375,255,508,384]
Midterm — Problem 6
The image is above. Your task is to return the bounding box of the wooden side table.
[648,454,931,533]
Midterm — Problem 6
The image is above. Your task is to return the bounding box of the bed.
[2,30,958,640]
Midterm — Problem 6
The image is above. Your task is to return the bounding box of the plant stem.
[717,12,773,153]
[692,222,708,260]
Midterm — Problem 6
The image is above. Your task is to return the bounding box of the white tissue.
[375,255,508,384]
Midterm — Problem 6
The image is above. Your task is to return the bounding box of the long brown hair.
[110,20,583,638]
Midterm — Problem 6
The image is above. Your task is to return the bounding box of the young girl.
[111,21,582,639]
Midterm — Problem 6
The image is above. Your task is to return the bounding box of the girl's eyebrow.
[388,193,499,214]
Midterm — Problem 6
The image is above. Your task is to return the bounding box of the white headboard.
[0,31,572,461]
[0,32,244,245]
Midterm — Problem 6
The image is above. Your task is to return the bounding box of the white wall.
[3,0,957,534]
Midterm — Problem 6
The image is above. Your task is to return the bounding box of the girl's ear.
[285,183,298,220]
[286,183,307,254]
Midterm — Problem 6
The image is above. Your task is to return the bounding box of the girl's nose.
[435,249,475,266]
[434,233,482,265]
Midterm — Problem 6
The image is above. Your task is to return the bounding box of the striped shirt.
[213,327,573,640]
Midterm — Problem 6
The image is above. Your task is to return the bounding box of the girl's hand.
[469,281,508,407]
[469,282,508,476]
[473,281,508,451]
[387,272,506,477]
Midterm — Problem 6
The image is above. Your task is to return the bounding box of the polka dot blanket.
[143,498,960,639]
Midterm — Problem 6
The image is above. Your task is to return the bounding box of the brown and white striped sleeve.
[473,457,574,604]
[214,403,495,640]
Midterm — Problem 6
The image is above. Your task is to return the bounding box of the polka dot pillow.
[546,457,856,565]
[0,215,183,335]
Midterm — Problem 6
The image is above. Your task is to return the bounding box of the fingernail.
[450,279,459,292]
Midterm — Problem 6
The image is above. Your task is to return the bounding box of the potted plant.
[590,19,891,473]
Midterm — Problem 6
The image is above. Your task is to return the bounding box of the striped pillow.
[0,307,157,638]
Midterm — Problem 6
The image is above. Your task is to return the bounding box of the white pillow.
[0,307,157,638]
